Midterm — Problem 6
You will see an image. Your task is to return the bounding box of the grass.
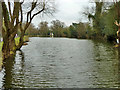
[0,41,3,51]
[15,37,20,46]
[15,36,29,46]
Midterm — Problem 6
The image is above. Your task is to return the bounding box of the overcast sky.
[32,0,94,27]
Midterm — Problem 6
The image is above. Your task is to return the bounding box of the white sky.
[31,0,94,27]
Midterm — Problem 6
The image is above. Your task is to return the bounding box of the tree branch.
[2,2,9,31]
[8,1,12,21]
[20,3,23,25]
[30,7,45,23]
[27,1,37,22]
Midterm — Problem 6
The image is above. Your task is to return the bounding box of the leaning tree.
[2,0,55,59]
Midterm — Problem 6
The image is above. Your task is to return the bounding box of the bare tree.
[2,0,55,59]
[18,0,55,49]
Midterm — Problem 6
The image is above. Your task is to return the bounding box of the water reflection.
[12,50,25,88]
[2,56,15,88]
[91,40,120,88]
[118,48,120,88]
[2,50,25,89]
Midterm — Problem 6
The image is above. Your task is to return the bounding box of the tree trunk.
[9,33,17,55]
[2,2,20,59]
[2,28,17,59]
[17,23,30,50]
[17,31,25,50]
[2,28,10,59]
[2,56,15,88]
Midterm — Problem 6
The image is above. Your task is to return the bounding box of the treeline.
[24,20,90,39]
[25,1,120,42]
[20,1,120,43]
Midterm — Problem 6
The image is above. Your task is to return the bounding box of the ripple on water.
[0,37,120,88]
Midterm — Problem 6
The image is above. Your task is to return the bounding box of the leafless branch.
[8,0,12,21]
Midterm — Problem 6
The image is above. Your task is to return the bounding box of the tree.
[2,1,20,59]
[17,0,55,49]
[76,22,86,39]
[83,1,103,37]
[69,24,77,38]
[68,22,87,39]
[38,21,49,36]
[62,27,71,37]
[51,20,65,37]
[2,0,55,59]
[82,1,120,41]
[89,2,103,36]
[25,23,39,36]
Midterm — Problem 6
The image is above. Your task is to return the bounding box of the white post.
[1,38,3,42]
[52,33,53,38]
[117,39,119,44]
[15,34,18,38]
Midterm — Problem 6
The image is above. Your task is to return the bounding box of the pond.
[0,37,120,88]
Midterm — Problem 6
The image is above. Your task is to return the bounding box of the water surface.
[0,37,120,88]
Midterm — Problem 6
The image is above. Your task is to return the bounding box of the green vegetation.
[84,2,120,42]
[15,37,20,46]
[25,20,88,39]
[0,42,3,51]
[15,36,29,46]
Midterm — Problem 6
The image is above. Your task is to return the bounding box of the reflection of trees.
[118,48,120,88]
[2,56,15,88]
[2,50,25,89]
[92,40,120,88]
